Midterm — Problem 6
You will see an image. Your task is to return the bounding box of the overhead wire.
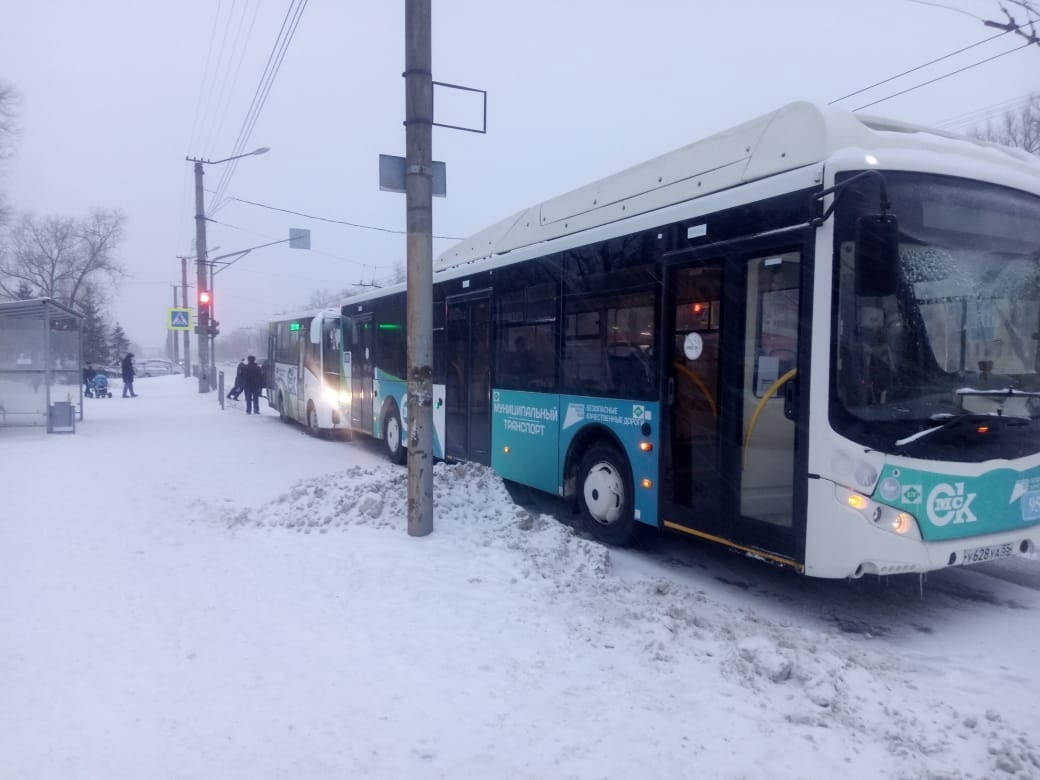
[852,42,1033,111]
[210,0,309,214]
[198,0,241,154]
[829,27,1013,105]
[206,217,395,272]
[225,195,466,241]
[186,0,226,155]
[935,92,1036,130]
[203,0,261,155]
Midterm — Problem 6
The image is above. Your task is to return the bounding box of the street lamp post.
[185,146,269,393]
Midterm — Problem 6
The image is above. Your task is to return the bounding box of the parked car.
[138,359,176,377]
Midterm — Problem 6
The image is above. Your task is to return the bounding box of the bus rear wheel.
[577,443,635,546]
[384,408,406,465]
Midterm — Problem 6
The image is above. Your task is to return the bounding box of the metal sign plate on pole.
[379,154,446,197]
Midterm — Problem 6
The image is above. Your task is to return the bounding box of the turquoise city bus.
[334,101,1040,578]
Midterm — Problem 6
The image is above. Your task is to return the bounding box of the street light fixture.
[185,146,270,393]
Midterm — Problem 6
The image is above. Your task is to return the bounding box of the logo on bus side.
[926,482,978,527]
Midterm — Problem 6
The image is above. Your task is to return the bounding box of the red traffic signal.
[199,290,212,306]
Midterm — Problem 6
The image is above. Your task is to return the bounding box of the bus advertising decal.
[875,464,1040,541]
[562,402,651,430]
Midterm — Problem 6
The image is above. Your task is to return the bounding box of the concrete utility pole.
[181,256,191,378]
[186,147,268,392]
[192,160,210,393]
[405,0,434,537]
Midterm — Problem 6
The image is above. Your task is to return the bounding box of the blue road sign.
[168,307,192,331]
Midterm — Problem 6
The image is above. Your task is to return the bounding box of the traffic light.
[208,320,220,338]
[198,289,212,314]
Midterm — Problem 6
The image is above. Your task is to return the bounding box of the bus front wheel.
[306,402,321,436]
[384,408,406,465]
[577,444,635,546]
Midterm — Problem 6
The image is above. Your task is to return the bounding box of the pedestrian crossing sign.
[168,307,192,331]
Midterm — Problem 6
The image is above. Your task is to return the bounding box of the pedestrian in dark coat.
[240,355,264,414]
[83,364,96,395]
[121,352,138,398]
[227,358,246,400]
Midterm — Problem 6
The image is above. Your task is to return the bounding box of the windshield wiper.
[956,387,1040,399]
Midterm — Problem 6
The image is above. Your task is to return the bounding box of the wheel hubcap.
[583,461,624,526]
[387,417,400,452]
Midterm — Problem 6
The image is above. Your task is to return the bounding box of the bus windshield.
[832,171,1040,454]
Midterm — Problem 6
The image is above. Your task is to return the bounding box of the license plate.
[960,542,1015,565]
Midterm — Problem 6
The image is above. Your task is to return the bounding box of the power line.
[853,42,1033,111]
[211,0,309,213]
[187,0,227,155]
[203,0,262,155]
[225,195,466,241]
[830,28,1012,104]
[205,216,394,271]
[935,92,1035,130]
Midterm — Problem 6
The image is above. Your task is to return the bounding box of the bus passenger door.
[665,263,723,516]
[663,237,806,564]
[445,292,491,464]
[740,251,801,530]
[347,314,374,433]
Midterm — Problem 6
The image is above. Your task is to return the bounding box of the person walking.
[227,358,246,400]
[240,355,264,414]
[83,363,96,396]
[121,352,138,398]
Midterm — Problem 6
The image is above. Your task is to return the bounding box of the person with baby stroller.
[90,372,113,398]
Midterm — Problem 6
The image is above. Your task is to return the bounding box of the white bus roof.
[435,101,1038,271]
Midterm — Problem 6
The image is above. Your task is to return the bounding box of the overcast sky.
[1,0,1037,350]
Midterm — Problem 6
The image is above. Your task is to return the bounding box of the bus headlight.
[322,385,339,406]
[836,486,921,540]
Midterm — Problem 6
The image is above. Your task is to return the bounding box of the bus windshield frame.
[830,170,1040,457]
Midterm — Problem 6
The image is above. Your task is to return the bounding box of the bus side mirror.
[855,214,900,297]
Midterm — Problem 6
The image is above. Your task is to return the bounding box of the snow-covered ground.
[2,374,1038,779]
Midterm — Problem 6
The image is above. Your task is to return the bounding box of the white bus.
[265,308,346,434]
[328,102,1040,578]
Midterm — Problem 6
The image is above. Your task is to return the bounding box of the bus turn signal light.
[639,441,653,452]
[847,494,867,510]
[641,478,653,489]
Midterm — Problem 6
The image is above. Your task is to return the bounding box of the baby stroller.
[87,372,113,398]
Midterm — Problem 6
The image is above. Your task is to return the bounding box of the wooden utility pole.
[405,0,434,537]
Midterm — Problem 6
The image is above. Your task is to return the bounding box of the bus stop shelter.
[0,298,83,431]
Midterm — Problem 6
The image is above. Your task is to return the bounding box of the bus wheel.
[277,392,288,422]
[384,408,406,465]
[577,444,635,545]
[306,402,321,436]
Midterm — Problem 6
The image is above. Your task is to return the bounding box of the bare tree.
[301,287,347,310]
[0,80,19,164]
[0,81,20,230]
[972,92,1040,154]
[0,209,126,307]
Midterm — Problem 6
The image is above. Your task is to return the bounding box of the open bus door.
[345,314,374,434]
[445,291,492,464]
[661,233,810,567]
